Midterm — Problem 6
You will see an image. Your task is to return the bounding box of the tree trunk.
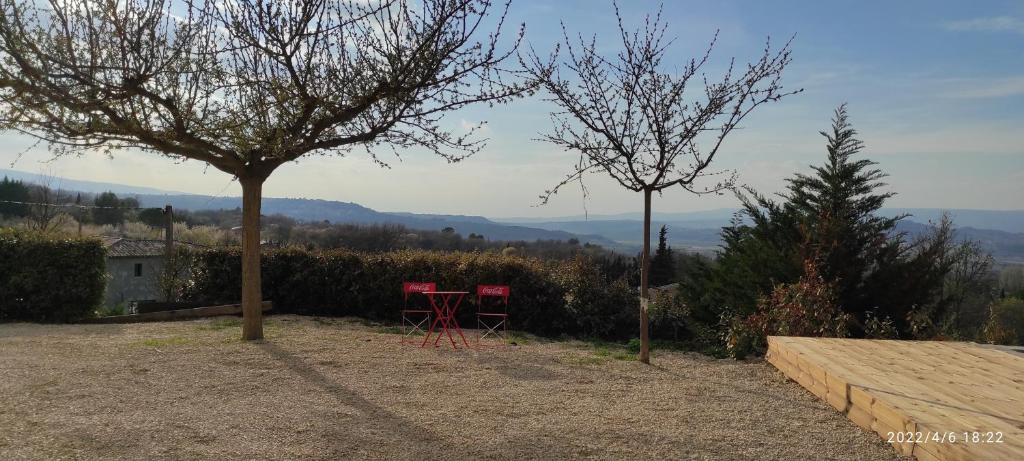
[639,188,652,364]
[240,176,264,341]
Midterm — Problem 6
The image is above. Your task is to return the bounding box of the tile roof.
[101,238,206,258]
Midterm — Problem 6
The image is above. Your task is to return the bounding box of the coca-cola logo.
[480,286,508,296]
[406,283,433,292]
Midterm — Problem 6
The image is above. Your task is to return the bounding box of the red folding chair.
[401,282,436,344]
[476,285,510,346]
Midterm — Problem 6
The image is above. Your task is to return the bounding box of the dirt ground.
[0,316,902,460]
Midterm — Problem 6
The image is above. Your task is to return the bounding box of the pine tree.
[649,225,676,287]
[93,192,128,226]
[688,105,953,337]
[0,176,30,218]
[784,104,902,318]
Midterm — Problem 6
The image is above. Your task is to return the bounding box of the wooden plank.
[872,398,912,435]
[913,443,942,461]
[85,301,273,323]
[825,387,849,412]
[847,403,874,431]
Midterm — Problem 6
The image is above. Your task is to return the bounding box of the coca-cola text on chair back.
[476,285,510,345]
[400,282,436,344]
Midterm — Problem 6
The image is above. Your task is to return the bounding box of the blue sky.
[2,0,1022,217]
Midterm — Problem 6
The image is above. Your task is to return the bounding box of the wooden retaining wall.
[87,301,272,324]
[766,336,1024,461]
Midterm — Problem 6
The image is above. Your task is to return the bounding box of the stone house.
[101,238,202,308]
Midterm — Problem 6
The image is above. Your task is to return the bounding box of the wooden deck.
[766,337,1024,461]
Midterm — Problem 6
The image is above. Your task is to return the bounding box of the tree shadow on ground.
[470,350,562,382]
[0,322,125,338]
[257,341,440,454]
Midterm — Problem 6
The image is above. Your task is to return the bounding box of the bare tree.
[524,3,799,363]
[158,247,196,303]
[26,172,70,233]
[0,0,534,339]
[942,228,995,337]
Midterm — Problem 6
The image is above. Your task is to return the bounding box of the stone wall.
[104,256,164,308]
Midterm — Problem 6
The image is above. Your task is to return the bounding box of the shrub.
[97,303,126,317]
[157,247,197,303]
[863,310,899,339]
[554,256,638,339]
[727,260,852,358]
[187,247,635,339]
[647,286,689,339]
[985,297,1024,345]
[0,228,106,322]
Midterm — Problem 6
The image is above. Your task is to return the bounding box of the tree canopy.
[0,0,534,339]
[0,176,30,218]
[524,1,799,362]
[649,225,675,287]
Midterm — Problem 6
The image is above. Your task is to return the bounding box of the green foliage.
[999,265,1024,299]
[137,207,167,228]
[196,318,242,331]
[554,257,638,339]
[932,238,995,338]
[158,247,197,303]
[694,203,804,322]
[682,105,973,346]
[92,191,138,226]
[726,261,852,358]
[0,176,30,218]
[649,225,675,287]
[586,339,640,361]
[985,297,1024,345]
[187,247,638,339]
[647,287,688,338]
[863,310,899,339]
[786,105,902,319]
[140,336,192,347]
[0,228,106,322]
[96,303,126,317]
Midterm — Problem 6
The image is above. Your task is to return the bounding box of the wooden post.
[75,193,83,236]
[163,204,173,256]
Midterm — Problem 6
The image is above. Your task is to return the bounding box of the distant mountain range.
[129,193,618,246]
[496,208,1024,235]
[498,211,1024,263]
[3,168,1023,262]
[0,168,187,195]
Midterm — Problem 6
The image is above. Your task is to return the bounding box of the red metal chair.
[401,282,436,344]
[476,285,510,346]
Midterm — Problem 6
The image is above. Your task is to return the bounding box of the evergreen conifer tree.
[0,176,30,218]
[649,225,676,287]
[783,104,903,317]
[688,105,955,336]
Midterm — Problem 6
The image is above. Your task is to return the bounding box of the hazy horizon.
[2,0,1022,218]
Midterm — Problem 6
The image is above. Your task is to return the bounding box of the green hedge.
[187,247,638,339]
[0,229,106,322]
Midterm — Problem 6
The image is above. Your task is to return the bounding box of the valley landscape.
[1,2,1022,459]
[4,168,1021,262]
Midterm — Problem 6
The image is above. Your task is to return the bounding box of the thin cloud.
[941,76,1024,99]
[867,123,1024,156]
[943,16,1024,34]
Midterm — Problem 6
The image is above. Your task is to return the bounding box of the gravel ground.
[0,316,903,460]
